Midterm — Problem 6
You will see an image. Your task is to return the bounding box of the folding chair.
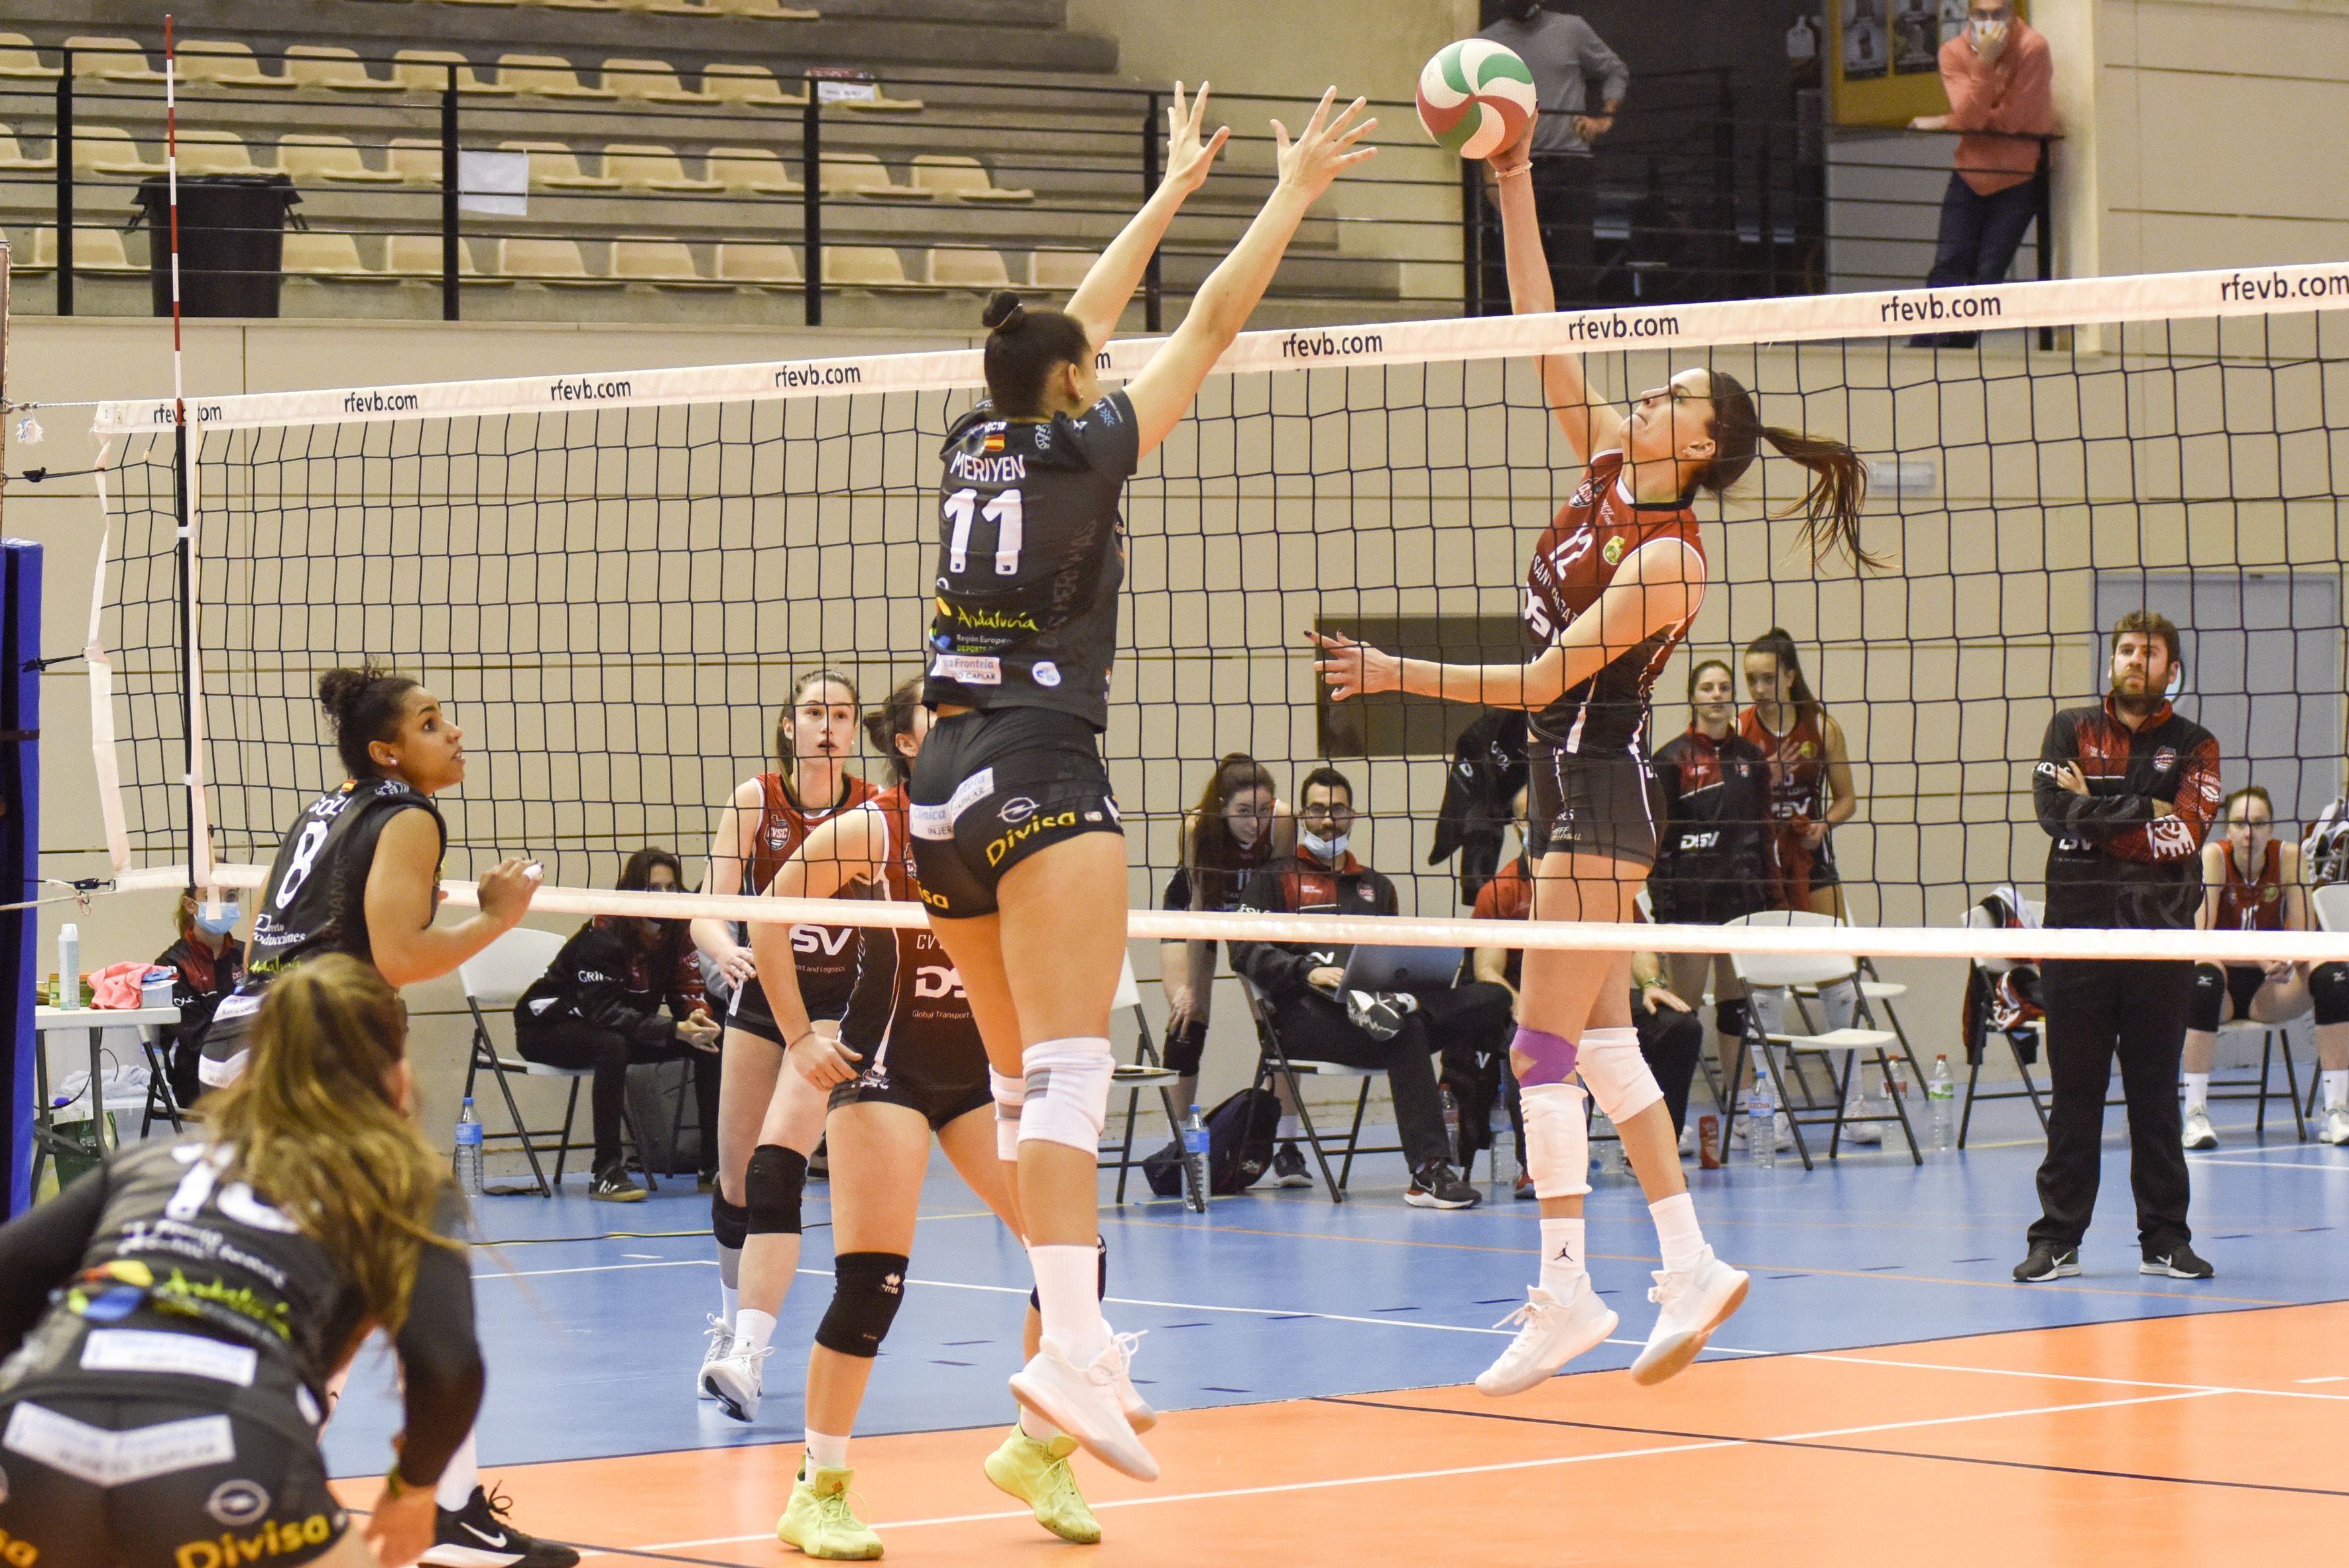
[2200,1016,2309,1141]
[1097,955,1199,1205]
[1957,900,2050,1146]
[459,928,657,1195]
[1235,973,1403,1203]
[1723,912,1918,1168]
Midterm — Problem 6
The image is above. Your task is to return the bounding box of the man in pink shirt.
[1907,2,2058,345]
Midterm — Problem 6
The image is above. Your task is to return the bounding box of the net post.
[441,66,461,323]
[1142,90,1162,333]
[52,48,71,317]
[802,93,821,328]
[1,235,41,1211]
[2035,136,2055,349]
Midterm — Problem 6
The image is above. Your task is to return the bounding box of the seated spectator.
[1232,766,1506,1210]
[2182,786,2312,1150]
[1158,753,1295,1114]
[515,847,722,1201]
[154,889,249,1111]
[1475,795,1705,1198]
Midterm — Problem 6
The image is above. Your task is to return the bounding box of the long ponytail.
[204,955,457,1336]
[1699,371,1887,570]
[1744,627,1823,727]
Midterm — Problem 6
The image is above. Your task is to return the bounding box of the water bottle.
[1927,1055,1957,1153]
[57,924,80,1010]
[1747,1070,1777,1171]
[454,1097,485,1196]
[1180,1105,1211,1213]
[1439,1087,1461,1164]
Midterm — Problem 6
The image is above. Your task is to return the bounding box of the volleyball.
[1415,38,1537,160]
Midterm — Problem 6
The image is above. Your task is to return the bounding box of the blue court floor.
[323,1096,2349,1478]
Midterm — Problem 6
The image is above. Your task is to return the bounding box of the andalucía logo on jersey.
[1602,534,1625,565]
[2263,884,2280,902]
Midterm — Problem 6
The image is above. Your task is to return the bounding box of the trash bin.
[131,174,301,318]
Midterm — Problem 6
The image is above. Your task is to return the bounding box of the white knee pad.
[1520,1083,1591,1200]
[1576,1026,1663,1121]
[990,1067,1026,1161]
[1018,1038,1113,1154]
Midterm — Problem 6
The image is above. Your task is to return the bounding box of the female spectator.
[514,849,722,1201]
[2182,785,2310,1150]
[1739,629,1874,1138]
[1158,754,1297,1168]
[688,672,880,1400]
[0,956,481,1568]
[1649,658,1770,1131]
[154,887,249,1111]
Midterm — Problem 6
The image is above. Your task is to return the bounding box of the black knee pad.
[711,1193,749,1252]
[1030,1235,1109,1311]
[2186,963,2226,1034]
[2311,962,2349,1026]
[1714,998,1748,1040]
[1162,1019,1208,1077]
[814,1251,910,1358]
[745,1144,807,1236]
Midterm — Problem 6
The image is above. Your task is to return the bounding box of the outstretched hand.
[1303,628,1401,703]
[1162,80,1232,197]
[1272,88,1378,204]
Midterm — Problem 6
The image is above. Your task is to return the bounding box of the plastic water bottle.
[1439,1087,1461,1164]
[1180,1105,1211,1213]
[1927,1055,1957,1153]
[1747,1071,1777,1171]
[454,1097,485,1196]
[57,924,80,1010]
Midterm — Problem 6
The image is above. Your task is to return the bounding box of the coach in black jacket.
[2017,612,2220,1284]
[1231,768,1508,1208]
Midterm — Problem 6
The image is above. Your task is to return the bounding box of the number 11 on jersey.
[943,487,1024,576]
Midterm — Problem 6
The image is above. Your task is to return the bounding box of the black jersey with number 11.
[922,390,1141,731]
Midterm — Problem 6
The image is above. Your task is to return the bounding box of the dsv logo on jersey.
[915,964,967,999]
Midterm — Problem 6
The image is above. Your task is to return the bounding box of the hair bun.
[316,666,369,726]
[981,290,1027,333]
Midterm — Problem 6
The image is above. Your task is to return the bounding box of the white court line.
[572,1386,2222,1557]
[792,1269,1518,1337]
[2297,1375,2349,1384]
[1804,1351,2349,1402]
[2187,1157,2349,1173]
[475,1260,716,1282]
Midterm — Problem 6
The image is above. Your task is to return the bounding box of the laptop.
[1339,943,1465,993]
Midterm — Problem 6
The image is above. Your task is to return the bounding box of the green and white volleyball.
[1415,39,1537,161]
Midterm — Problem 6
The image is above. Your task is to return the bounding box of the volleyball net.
[78,261,2349,965]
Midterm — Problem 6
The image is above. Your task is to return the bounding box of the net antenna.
[160,15,220,920]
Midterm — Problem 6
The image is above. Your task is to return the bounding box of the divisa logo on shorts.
[174,1514,336,1568]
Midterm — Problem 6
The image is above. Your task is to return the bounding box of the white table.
[30,1004,182,1183]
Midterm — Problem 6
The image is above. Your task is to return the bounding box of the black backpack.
[1142,1086,1281,1197]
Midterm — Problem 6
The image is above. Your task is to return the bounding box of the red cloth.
[1940,22,2059,196]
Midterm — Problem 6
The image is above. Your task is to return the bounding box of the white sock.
[1537,1217,1586,1298]
[1016,1406,1063,1443]
[2183,1072,2210,1113]
[1649,1192,1707,1275]
[1030,1243,1110,1362]
[1277,1113,1302,1141]
[804,1429,849,1471]
[719,1280,739,1329]
[1820,977,1859,1034]
[735,1308,776,1358]
[2324,1069,2347,1110]
[434,1429,479,1511]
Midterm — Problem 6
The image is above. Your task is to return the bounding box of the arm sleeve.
[1082,393,1142,479]
[389,1189,486,1490]
[1370,870,1401,918]
[0,1164,110,1358]
[1939,41,1987,128]
[2033,712,2154,839]
[565,929,678,1048]
[1985,39,2055,133]
[2138,737,2222,864]
[1575,20,1630,105]
[1230,870,1312,1001]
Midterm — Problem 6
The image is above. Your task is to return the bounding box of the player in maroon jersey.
[2181,784,2310,1149]
[1307,119,1877,1397]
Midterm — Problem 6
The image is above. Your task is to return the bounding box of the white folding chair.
[1724,912,1916,1168]
[1097,953,1198,1205]
[459,927,657,1195]
[1958,900,2050,1146]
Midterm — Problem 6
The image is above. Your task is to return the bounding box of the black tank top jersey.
[922,391,1142,731]
[249,780,444,973]
[835,790,987,1073]
[0,1136,457,1419]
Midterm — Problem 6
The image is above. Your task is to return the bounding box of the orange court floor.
[340,1301,2349,1566]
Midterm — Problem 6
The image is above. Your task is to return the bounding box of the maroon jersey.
[2216,839,2284,932]
[735,770,884,1016]
[837,788,986,1072]
[1521,450,1706,753]
[1740,705,1831,823]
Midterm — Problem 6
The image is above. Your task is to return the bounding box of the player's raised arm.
[1061,82,1231,354]
[1488,122,1622,463]
[1122,89,1377,455]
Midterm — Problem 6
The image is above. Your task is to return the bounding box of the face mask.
[1299,826,1350,863]
[1970,16,2009,54]
[195,903,241,936]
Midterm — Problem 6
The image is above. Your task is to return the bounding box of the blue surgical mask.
[1299,826,1350,864]
[195,903,242,936]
